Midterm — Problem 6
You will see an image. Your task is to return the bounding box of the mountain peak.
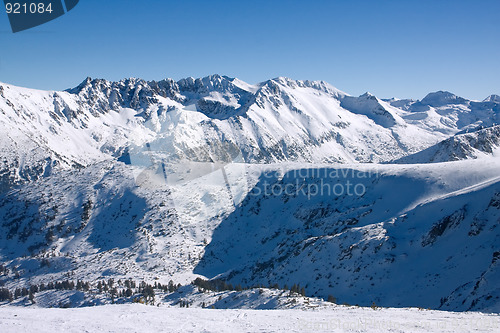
[177,74,239,94]
[66,77,114,94]
[264,77,346,98]
[360,92,377,100]
[483,94,500,103]
[420,91,469,107]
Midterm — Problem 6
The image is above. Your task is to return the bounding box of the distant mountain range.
[0,75,499,312]
[1,75,499,191]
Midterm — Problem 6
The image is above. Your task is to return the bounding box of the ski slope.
[0,304,498,333]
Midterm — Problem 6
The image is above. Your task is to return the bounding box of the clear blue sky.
[0,0,498,100]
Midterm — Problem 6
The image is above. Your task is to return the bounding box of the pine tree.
[0,288,13,302]
[142,285,155,304]
[76,280,83,290]
[168,280,175,293]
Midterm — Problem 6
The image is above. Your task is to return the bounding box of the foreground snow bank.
[0,304,498,333]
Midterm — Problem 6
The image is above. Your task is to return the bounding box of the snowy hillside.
[1,75,499,313]
[1,158,499,311]
[394,125,500,163]
[195,160,500,312]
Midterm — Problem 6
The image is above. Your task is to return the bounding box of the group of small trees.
[0,275,340,307]
[192,278,340,304]
[140,283,155,304]
[288,283,306,297]
[193,278,236,292]
[192,278,309,297]
[4,279,91,304]
[0,278,181,306]
[179,300,191,308]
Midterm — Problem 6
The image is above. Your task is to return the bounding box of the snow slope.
[1,304,499,333]
[393,125,500,163]
[1,158,499,311]
[195,159,500,312]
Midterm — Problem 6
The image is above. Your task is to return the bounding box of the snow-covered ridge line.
[1,73,497,192]
[1,76,500,313]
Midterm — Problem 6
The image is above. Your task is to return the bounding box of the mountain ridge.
[0,75,463,191]
[1,76,500,312]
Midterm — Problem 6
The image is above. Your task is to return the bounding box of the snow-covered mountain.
[483,94,500,103]
[4,75,497,192]
[394,125,500,164]
[0,75,499,312]
[387,90,500,135]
